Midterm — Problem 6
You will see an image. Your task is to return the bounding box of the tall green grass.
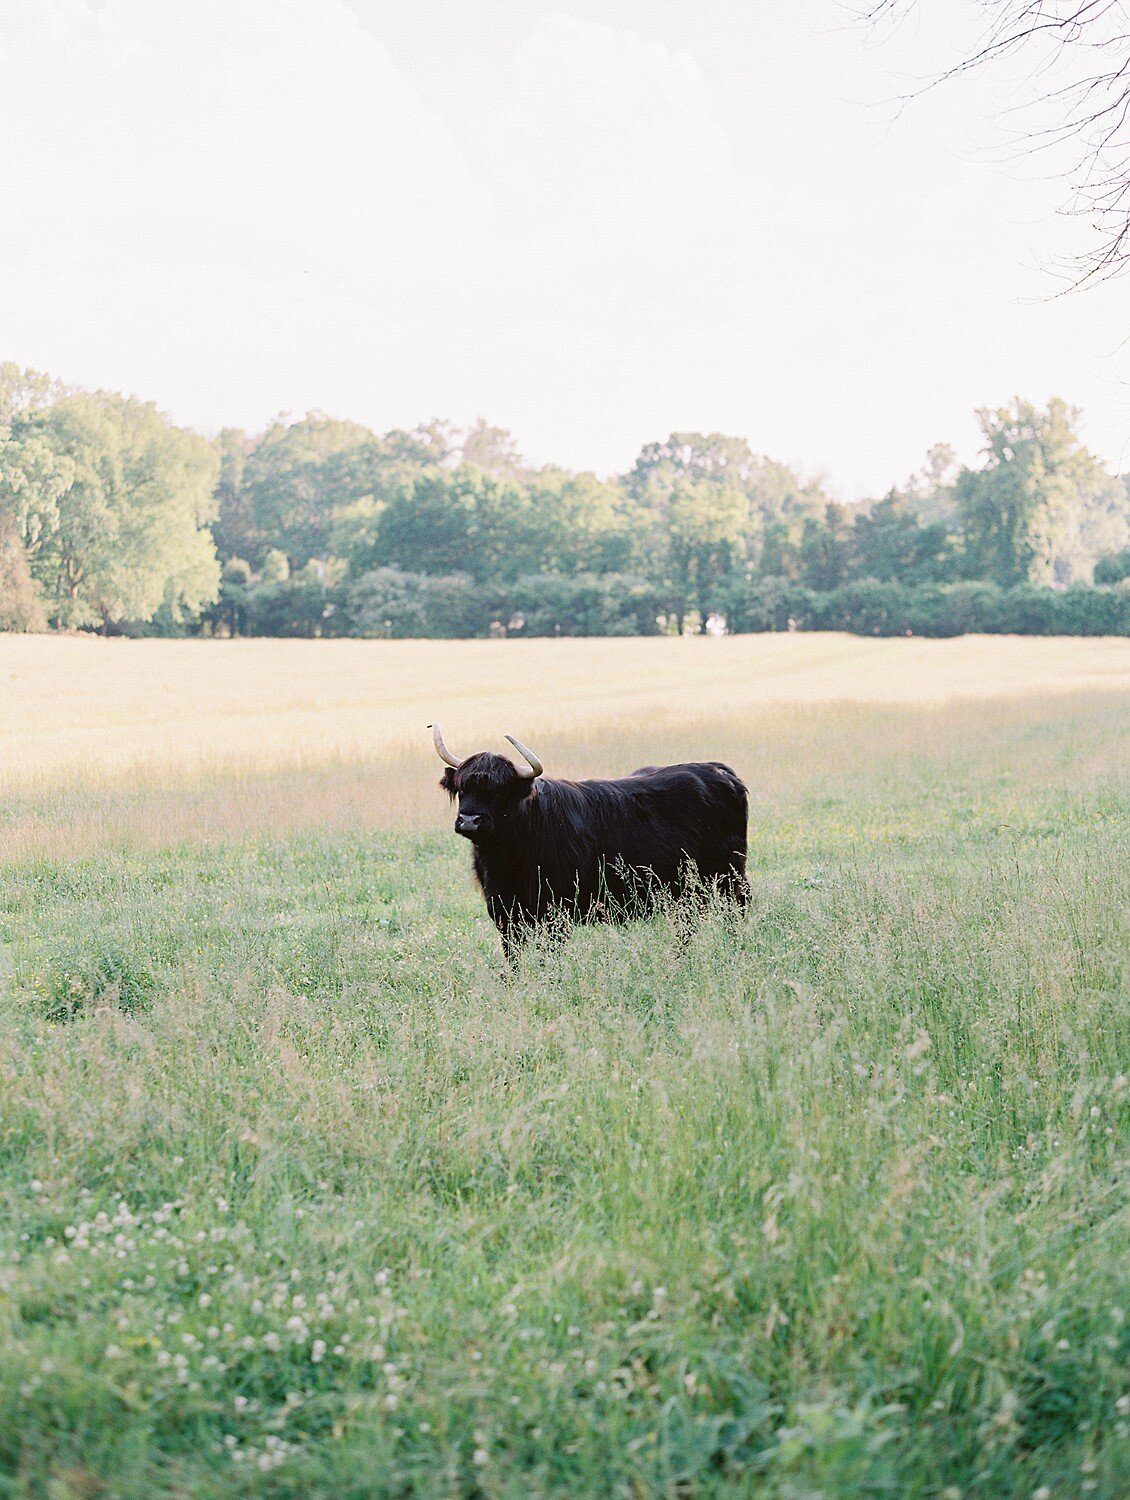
[0,693,1126,1496]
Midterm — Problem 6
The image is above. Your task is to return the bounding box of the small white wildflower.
[311,1340,326,1363]
[262,1332,281,1352]
[472,1448,488,1466]
[104,1345,122,1359]
[199,1293,212,1309]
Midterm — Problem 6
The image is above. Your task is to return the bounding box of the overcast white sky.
[1,0,1127,497]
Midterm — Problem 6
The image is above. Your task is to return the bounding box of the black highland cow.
[432,724,749,958]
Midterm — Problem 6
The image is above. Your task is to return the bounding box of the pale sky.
[1,0,1127,498]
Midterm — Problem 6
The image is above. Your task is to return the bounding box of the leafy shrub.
[347,568,488,639]
[504,573,663,637]
[1093,546,1130,586]
[723,579,1130,637]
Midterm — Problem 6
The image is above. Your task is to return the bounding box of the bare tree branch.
[852,0,1130,285]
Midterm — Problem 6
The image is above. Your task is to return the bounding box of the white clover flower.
[311,1340,326,1363]
[104,1345,122,1359]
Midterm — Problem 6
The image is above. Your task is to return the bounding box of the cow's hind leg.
[718,860,750,910]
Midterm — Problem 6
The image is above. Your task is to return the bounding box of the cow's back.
[527,762,748,911]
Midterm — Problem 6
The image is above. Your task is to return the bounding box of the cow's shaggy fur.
[440,752,749,958]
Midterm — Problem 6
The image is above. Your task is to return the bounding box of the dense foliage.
[3,364,1129,636]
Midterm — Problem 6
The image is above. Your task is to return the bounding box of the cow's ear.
[511,777,536,803]
[440,768,457,797]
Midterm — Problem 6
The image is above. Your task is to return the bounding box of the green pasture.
[0,669,1126,1497]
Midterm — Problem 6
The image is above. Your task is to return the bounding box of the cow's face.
[441,752,535,844]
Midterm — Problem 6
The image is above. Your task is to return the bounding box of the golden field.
[2,632,1128,860]
[3,632,1129,780]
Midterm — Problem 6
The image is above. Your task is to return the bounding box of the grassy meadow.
[0,634,1127,1497]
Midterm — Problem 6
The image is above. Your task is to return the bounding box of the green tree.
[1,367,69,523]
[853,491,954,584]
[744,457,828,577]
[799,502,855,591]
[242,413,386,566]
[211,428,253,562]
[28,391,220,628]
[0,365,75,629]
[956,398,1128,585]
[460,418,526,479]
[900,443,959,527]
[241,414,462,569]
[374,467,549,584]
[627,434,754,630]
[526,470,637,575]
[374,471,474,578]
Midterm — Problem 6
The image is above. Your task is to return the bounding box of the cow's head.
[431,724,543,844]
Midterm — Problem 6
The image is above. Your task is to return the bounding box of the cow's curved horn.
[504,734,543,779]
[430,723,463,769]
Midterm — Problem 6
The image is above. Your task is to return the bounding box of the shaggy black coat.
[441,753,749,957]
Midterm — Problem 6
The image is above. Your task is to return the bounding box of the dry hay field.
[0,634,1127,1497]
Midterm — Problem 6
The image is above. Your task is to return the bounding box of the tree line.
[2,361,1129,639]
